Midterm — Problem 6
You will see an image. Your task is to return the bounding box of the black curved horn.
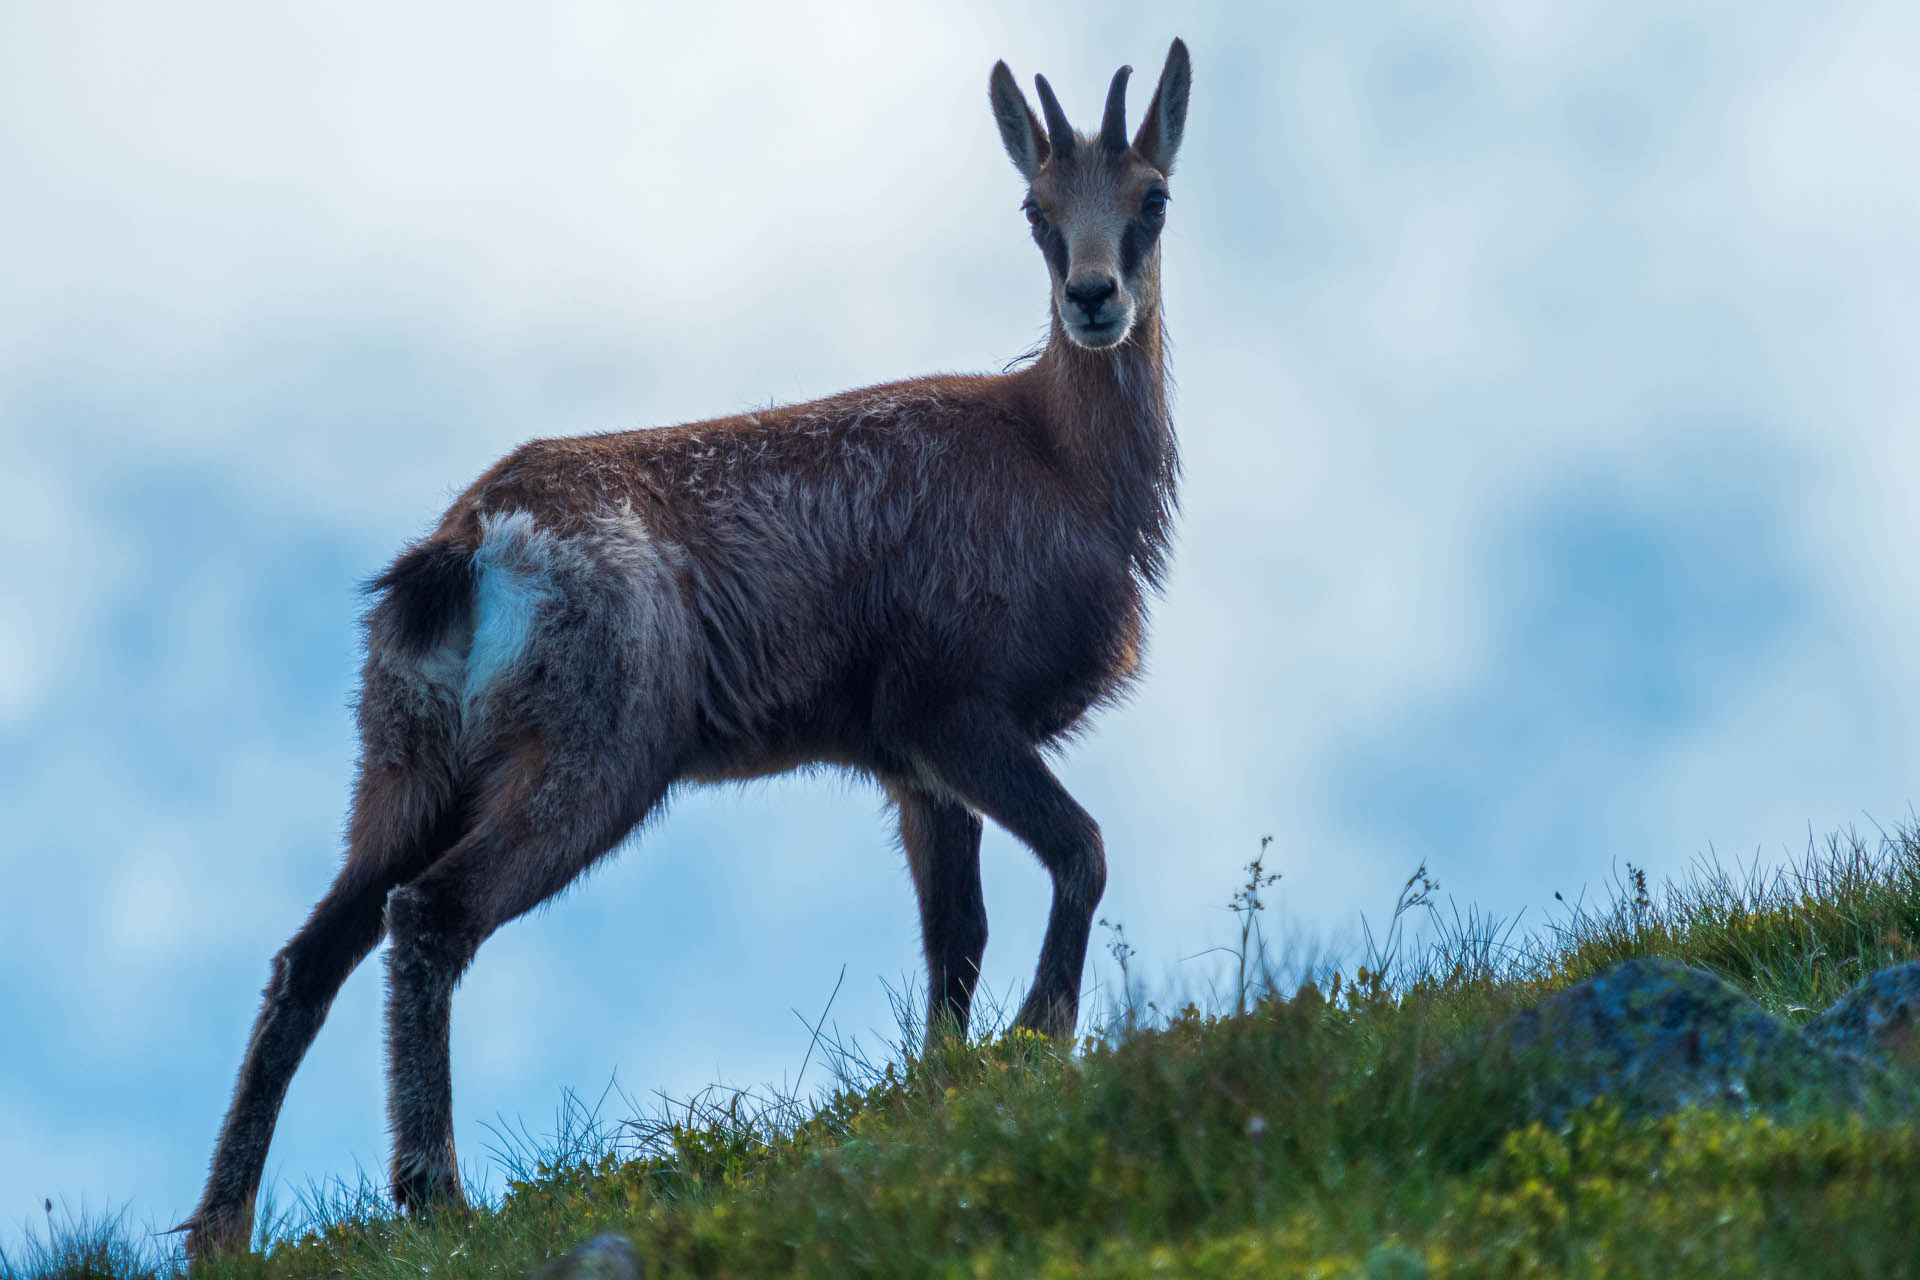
[1100,65,1132,152]
[1033,73,1077,162]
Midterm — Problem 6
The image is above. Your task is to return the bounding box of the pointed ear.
[1132,38,1191,174]
[989,60,1048,178]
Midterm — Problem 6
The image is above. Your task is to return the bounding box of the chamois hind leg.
[182,761,462,1259]
[381,738,663,1214]
[914,707,1105,1042]
[894,786,987,1051]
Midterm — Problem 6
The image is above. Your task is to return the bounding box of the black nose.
[1064,276,1117,321]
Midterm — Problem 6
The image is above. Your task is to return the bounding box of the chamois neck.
[1023,258,1179,588]
[1032,247,1169,431]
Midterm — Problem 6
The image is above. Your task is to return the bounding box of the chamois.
[182,39,1190,1257]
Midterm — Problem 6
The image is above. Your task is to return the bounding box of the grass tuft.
[23,820,1920,1278]
[0,1201,167,1280]
[1542,824,1920,1014]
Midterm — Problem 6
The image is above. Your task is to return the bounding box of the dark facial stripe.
[1035,222,1069,278]
[1119,219,1160,279]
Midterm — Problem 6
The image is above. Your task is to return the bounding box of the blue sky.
[4,0,1919,1257]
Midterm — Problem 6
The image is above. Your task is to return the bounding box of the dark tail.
[367,540,476,655]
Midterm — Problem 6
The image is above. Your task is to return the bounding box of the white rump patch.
[463,510,555,710]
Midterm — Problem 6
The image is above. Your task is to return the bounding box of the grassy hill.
[15,825,1920,1279]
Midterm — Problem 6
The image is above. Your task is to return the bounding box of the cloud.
[1325,446,1808,905]
[4,0,1920,1252]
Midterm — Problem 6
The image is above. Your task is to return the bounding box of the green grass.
[17,822,1920,1279]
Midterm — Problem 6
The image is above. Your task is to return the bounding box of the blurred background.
[4,0,1917,1252]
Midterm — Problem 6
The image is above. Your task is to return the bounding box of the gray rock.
[1361,1242,1431,1279]
[530,1232,643,1280]
[1801,960,1920,1068]
[1452,957,1903,1126]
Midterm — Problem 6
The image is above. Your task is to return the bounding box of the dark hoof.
[1013,992,1078,1042]
[173,1205,253,1262]
[393,1162,470,1219]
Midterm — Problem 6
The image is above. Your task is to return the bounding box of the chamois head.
[989,39,1190,351]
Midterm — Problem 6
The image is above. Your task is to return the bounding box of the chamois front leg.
[913,708,1106,1042]
[896,787,988,1050]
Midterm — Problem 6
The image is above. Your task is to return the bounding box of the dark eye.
[1141,190,1169,223]
[1023,200,1048,231]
